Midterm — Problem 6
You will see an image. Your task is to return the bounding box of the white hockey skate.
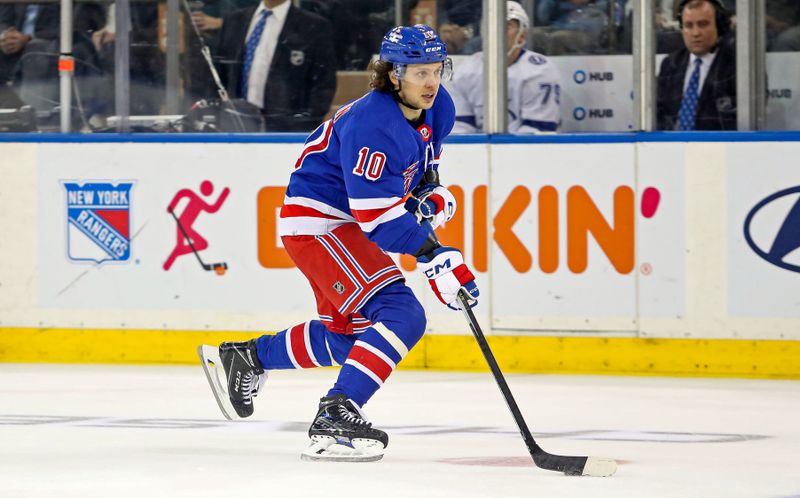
[198,341,266,421]
[300,394,388,463]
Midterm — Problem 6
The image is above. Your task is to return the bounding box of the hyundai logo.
[743,186,800,273]
[573,70,587,84]
[573,107,587,121]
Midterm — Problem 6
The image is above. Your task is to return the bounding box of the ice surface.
[1,364,798,498]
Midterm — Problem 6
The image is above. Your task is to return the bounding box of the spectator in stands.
[757,0,800,52]
[189,0,259,34]
[769,1,800,51]
[213,0,335,131]
[0,2,104,118]
[774,24,800,52]
[703,0,800,51]
[535,0,614,54]
[0,5,34,85]
[437,0,481,55]
[184,0,260,105]
[657,0,736,130]
[448,1,561,134]
[300,0,418,70]
[90,3,165,117]
[0,3,76,87]
[618,0,685,54]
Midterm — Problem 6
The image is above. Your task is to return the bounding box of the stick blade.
[581,457,618,477]
[533,452,617,477]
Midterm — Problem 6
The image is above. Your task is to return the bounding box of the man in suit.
[1,3,60,85]
[213,0,336,131]
[0,2,103,110]
[656,0,736,130]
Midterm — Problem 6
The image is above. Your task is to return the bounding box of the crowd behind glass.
[0,0,797,133]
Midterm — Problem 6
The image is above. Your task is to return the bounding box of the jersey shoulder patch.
[524,51,550,66]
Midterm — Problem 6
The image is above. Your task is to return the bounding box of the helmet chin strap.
[508,32,526,58]
[392,81,421,111]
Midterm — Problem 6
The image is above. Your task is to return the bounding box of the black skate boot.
[219,340,265,418]
[301,394,388,462]
[198,339,266,420]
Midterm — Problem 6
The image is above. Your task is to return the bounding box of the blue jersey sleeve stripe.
[521,119,558,132]
[456,115,477,127]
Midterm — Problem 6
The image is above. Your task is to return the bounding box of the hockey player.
[199,24,479,462]
[449,1,562,133]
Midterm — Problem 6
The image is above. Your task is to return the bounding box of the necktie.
[240,9,271,99]
[21,4,40,36]
[677,58,702,131]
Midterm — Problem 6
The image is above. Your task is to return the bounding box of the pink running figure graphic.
[164,180,230,273]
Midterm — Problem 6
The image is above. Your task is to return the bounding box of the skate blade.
[197,344,240,421]
[300,438,384,463]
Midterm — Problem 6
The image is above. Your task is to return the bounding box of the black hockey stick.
[169,210,228,274]
[456,290,617,477]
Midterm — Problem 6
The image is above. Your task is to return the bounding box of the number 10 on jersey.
[353,147,387,181]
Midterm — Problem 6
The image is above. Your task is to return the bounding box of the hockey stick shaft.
[169,210,212,270]
[456,290,593,476]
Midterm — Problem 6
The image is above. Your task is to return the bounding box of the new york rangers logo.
[63,182,134,264]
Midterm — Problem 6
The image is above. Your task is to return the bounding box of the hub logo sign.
[743,186,800,273]
[573,70,614,84]
[573,107,614,121]
[63,182,134,264]
[768,88,792,99]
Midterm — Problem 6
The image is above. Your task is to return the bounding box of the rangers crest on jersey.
[63,181,134,264]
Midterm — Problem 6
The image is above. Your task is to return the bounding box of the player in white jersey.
[449,1,562,133]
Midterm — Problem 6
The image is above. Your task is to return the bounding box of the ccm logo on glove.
[422,258,453,279]
[416,246,479,310]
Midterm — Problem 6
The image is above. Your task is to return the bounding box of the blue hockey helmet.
[380,25,452,81]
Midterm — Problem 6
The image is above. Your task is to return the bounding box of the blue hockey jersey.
[279,87,455,256]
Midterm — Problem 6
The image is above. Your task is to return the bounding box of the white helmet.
[507,1,530,32]
[507,1,529,54]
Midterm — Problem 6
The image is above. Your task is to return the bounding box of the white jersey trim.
[278,217,350,236]
[348,196,404,210]
[283,195,354,220]
[356,204,408,233]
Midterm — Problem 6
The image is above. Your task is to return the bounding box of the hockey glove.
[405,184,457,230]
[416,246,479,310]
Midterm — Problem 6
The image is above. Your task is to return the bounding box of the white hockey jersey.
[448,49,562,133]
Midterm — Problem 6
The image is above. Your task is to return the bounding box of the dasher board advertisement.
[728,142,800,317]
[489,142,685,332]
[37,142,315,316]
[34,142,483,331]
